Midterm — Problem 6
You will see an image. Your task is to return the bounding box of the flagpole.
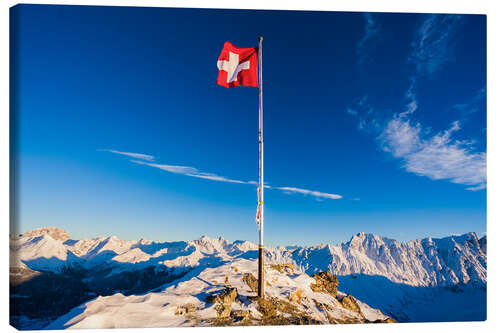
[257,36,264,298]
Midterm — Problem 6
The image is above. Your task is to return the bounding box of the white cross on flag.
[216,41,258,88]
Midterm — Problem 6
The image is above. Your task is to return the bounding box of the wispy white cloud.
[103,154,345,201]
[410,14,463,77]
[401,15,462,117]
[394,15,485,190]
[102,149,156,161]
[450,87,486,118]
[356,13,380,65]
[131,160,250,184]
[401,76,418,117]
[347,14,485,191]
[277,187,342,200]
[348,93,486,191]
[345,95,385,133]
[378,116,486,190]
[466,183,486,192]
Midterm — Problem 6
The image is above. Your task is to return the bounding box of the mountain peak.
[347,232,383,248]
[351,232,379,240]
[21,227,70,242]
[106,235,120,242]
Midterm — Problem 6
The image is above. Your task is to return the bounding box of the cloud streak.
[346,95,385,133]
[450,87,486,119]
[102,152,343,201]
[356,13,380,65]
[103,149,156,161]
[277,187,342,200]
[131,160,250,184]
[403,15,463,116]
[410,14,463,77]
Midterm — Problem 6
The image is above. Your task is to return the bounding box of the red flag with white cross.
[216,41,258,88]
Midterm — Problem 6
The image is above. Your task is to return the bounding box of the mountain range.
[10,227,486,329]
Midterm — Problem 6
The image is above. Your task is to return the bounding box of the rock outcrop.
[310,271,339,297]
[206,287,237,318]
[340,294,362,315]
[242,273,258,292]
[269,263,294,273]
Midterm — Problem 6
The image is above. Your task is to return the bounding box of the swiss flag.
[216,41,258,88]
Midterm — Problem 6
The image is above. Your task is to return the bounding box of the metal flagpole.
[257,36,264,298]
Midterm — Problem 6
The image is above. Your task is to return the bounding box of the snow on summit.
[46,259,392,329]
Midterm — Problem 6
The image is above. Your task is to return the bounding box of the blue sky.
[11,5,486,246]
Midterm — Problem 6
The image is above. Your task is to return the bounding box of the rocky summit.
[18,227,71,242]
[45,259,394,329]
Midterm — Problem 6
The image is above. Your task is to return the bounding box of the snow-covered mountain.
[10,227,486,329]
[10,227,486,287]
[289,232,487,287]
[10,229,258,274]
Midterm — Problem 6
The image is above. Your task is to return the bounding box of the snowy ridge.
[10,228,486,288]
[46,259,390,329]
[290,232,486,287]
